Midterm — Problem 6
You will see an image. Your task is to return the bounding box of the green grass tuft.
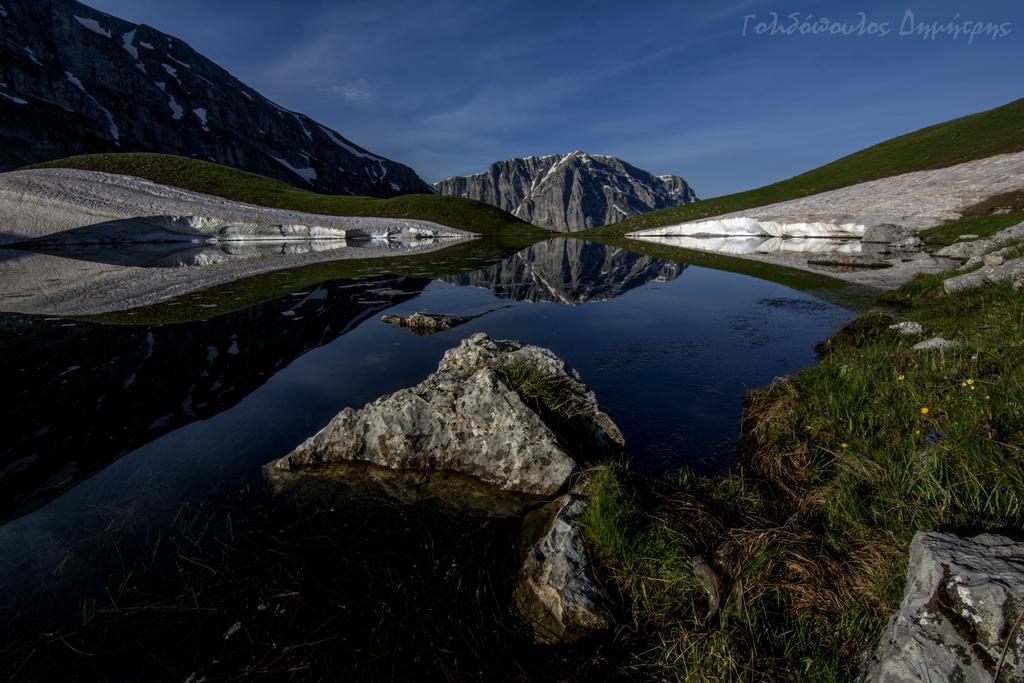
[919,210,1024,246]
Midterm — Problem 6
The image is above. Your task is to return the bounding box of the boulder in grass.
[860,532,1024,682]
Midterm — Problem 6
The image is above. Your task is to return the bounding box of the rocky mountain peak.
[433,152,697,231]
[0,0,432,197]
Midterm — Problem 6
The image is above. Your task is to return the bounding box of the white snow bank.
[74,16,111,38]
[631,234,863,256]
[629,216,866,239]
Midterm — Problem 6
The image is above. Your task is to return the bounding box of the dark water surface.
[0,237,854,677]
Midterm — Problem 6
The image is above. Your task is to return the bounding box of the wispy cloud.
[81,0,1024,193]
[323,80,374,104]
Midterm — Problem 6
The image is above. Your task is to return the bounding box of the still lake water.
[0,237,854,672]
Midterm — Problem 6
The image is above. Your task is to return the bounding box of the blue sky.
[81,0,1022,196]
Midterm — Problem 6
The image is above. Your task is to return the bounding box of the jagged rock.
[0,0,430,196]
[859,532,1024,682]
[264,333,624,511]
[513,494,610,644]
[944,257,1024,294]
[863,224,914,244]
[935,222,1024,261]
[433,152,697,231]
[964,242,1023,271]
[889,321,924,336]
[912,337,961,352]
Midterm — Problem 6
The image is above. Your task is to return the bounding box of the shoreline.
[0,236,473,317]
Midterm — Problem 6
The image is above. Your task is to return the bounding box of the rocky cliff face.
[433,152,697,231]
[0,0,431,197]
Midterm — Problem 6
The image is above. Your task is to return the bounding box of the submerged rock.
[379,311,484,335]
[264,333,623,510]
[863,224,914,245]
[859,532,1024,682]
[514,493,610,643]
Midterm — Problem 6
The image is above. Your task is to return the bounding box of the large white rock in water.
[264,333,624,511]
[514,494,610,644]
[860,532,1024,682]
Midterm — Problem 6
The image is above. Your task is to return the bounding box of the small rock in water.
[911,336,960,352]
[888,321,924,336]
[380,311,471,335]
[957,233,980,240]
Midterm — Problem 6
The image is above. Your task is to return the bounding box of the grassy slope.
[585,97,1024,237]
[29,153,549,238]
[584,275,1024,679]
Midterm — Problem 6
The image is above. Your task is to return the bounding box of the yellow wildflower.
[920,407,930,415]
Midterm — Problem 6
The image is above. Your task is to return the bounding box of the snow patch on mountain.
[272,156,317,183]
[193,107,209,131]
[23,46,41,66]
[65,70,119,142]
[161,63,180,83]
[318,125,384,162]
[121,29,138,59]
[0,89,28,105]
[74,16,111,38]
[167,96,183,120]
[294,114,313,140]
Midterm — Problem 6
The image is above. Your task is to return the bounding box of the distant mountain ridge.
[433,152,697,231]
[0,0,431,197]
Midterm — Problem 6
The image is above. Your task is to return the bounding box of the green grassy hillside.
[586,97,1024,237]
[29,153,549,238]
